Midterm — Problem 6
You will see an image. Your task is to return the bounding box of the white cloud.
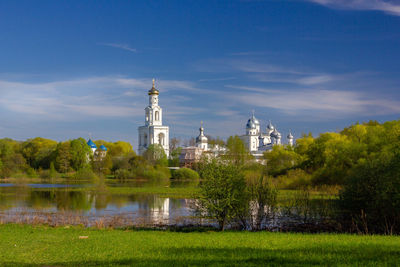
[308,0,400,16]
[297,75,333,85]
[229,87,400,117]
[0,76,199,120]
[98,43,137,53]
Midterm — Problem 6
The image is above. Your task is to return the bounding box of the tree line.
[195,120,400,234]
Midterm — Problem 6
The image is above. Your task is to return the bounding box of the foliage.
[168,147,181,167]
[114,168,131,180]
[225,135,252,166]
[264,145,301,176]
[207,136,225,147]
[21,137,57,169]
[70,138,92,171]
[142,144,168,167]
[196,160,247,230]
[274,169,312,189]
[73,167,98,180]
[339,149,400,234]
[171,167,199,180]
[55,141,72,173]
[93,140,134,157]
[142,165,171,180]
[242,172,278,230]
[92,154,113,175]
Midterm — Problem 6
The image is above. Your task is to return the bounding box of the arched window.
[158,133,165,146]
[155,111,159,121]
[144,134,148,147]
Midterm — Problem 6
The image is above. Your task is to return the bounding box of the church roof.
[246,112,259,129]
[87,139,97,149]
[267,121,274,130]
[196,123,208,143]
[148,78,159,95]
[99,145,107,151]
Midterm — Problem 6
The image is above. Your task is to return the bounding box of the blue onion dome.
[148,78,159,95]
[99,145,107,151]
[87,139,97,149]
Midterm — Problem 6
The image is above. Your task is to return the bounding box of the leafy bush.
[339,151,400,234]
[244,174,278,230]
[196,160,247,230]
[74,168,98,180]
[274,169,312,189]
[115,169,132,180]
[171,168,199,180]
[142,166,171,180]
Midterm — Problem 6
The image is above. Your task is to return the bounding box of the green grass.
[0,224,399,266]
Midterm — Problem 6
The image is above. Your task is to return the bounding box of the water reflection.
[0,181,192,225]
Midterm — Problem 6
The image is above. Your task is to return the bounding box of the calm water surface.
[0,179,194,225]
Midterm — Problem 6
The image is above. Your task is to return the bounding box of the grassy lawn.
[0,224,399,266]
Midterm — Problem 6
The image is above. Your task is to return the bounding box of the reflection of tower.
[138,79,170,156]
[150,197,169,224]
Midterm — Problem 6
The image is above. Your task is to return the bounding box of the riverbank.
[0,224,399,266]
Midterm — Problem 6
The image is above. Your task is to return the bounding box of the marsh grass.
[0,224,400,266]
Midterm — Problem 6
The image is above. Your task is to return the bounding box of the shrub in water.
[115,169,132,180]
[171,168,199,180]
[74,168,98,180]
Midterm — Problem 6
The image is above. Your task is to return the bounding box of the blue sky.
[0,0,399,149]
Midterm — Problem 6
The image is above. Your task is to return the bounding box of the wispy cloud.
[307,0,400,16]
[228,86,400,117]
[98,42,137,53]
[0,76,201,120]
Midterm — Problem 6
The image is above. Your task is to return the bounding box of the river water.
[0,179,197,227]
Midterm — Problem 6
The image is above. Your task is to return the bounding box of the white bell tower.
[138,79,170,156]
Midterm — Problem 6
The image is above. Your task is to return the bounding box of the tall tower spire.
[139,79,170,157]
[196,121,208,150]
[287,130,294,146]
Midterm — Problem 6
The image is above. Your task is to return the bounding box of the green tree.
[264,145,301,176]
[168,147,181,167]
[245,173,277,230]
[92,153,113,174]
[171,167,199,180]
[339,149,400,234]
[143,144,168,166]
[225,135,252,166]
[55,142,71,173]
[196,160,247,230]
[21,137,57,169]
[70,138,91,171]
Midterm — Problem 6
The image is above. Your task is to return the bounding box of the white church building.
[239,112,294,156]
[137,80,294,161]
[138,79,169,156]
